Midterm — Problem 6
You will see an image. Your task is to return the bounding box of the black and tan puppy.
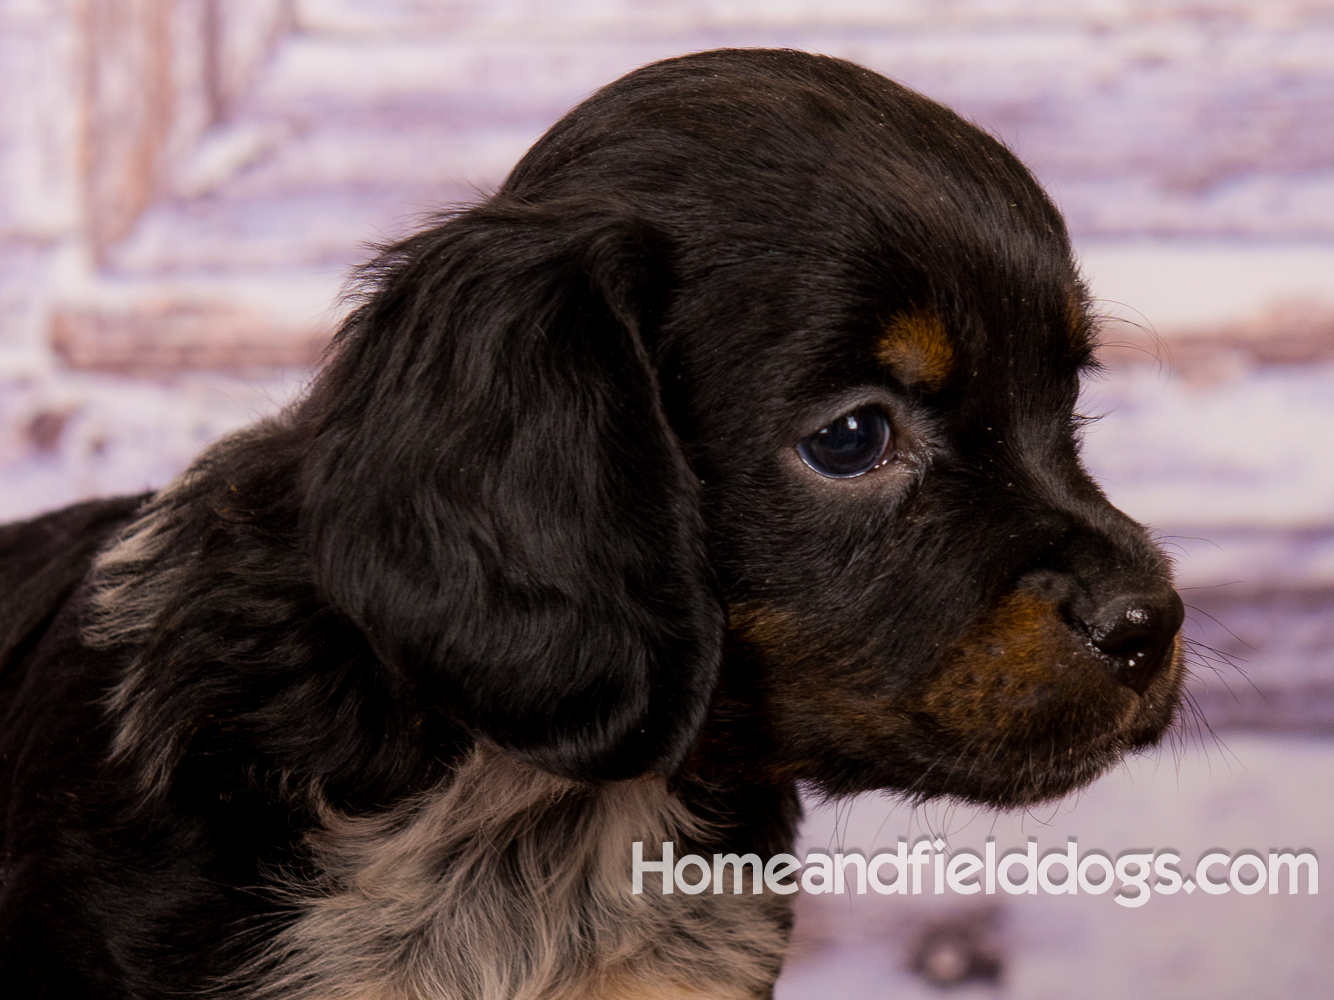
[0,49,1183,999]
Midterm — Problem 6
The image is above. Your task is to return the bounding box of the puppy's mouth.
[729,590,1186,808]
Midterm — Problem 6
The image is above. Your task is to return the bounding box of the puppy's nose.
[1082,587,1184,694]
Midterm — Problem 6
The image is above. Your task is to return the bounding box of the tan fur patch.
[728,603,807,666]
[85,471,201,791]
[233,745,790,1000]
[924,592,1102,736]
[876,309,954,390]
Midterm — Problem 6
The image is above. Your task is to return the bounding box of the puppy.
[0,49,1184,999]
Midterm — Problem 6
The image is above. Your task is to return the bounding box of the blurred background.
[2,1,1332,997]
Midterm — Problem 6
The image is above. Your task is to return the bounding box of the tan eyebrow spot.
[876,309,954,390]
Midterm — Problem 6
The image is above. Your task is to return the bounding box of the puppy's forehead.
[506,49,1095,412]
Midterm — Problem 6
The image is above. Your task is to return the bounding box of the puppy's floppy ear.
[299,200,721,782]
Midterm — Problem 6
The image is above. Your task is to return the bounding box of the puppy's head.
[301,49,1183,804]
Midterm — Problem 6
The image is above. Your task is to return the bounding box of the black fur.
[0,50,1183,997]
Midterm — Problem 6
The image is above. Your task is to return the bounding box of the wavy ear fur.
[298,200,721,782]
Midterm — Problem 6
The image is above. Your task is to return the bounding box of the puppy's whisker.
[1182,602,1256,651]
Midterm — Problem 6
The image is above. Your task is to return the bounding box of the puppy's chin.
[729,596,1185,808]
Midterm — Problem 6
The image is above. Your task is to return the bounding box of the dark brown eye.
[797,406,893,478]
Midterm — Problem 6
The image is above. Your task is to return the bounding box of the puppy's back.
[0,496,147,685]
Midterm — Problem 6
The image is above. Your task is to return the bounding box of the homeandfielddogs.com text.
[631,841,1318,907]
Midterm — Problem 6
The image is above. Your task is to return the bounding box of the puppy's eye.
[797,406,894,478]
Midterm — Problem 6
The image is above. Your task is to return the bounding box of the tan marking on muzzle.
[924,591,1124,737]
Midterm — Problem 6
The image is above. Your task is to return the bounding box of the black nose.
[1081,587,1184,694]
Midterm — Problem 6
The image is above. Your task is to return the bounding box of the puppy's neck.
[238,744,792,1000]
